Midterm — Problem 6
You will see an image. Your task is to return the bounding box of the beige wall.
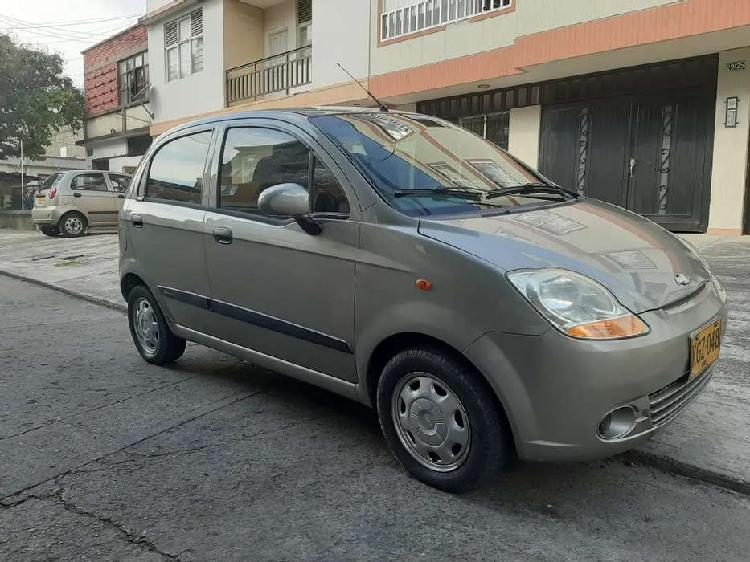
[224,0,265,69]
[264,0,297,53]
[508,106,540,169]
[370,0,678,76]
[708,48,750,234]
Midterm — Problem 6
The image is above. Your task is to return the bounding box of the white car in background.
[32,170,132,237]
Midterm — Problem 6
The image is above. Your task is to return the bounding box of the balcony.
[225,45,312,106]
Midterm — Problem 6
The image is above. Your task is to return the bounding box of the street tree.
[0,34,84,160]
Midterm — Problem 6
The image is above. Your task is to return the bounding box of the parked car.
[119,109,727,492]
[32,170,132,237]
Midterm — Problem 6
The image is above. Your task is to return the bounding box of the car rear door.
[202,121,359,382]
[68,172,116,224]
[122,128,216,333]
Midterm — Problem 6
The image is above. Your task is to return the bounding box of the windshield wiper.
[485,183,577,201]
[393,187,484,201]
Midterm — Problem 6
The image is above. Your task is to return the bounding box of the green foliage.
[0,34,84,160]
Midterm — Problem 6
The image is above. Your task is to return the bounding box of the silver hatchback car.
[119,109,727,492]
[33,170,131,237]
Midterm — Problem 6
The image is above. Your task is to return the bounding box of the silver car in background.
[119,109,727,492]
[32,170,131,237]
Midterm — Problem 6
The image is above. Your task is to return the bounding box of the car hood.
[417,199,711,313]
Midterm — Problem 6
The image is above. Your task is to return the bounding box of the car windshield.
[311,113,573,217]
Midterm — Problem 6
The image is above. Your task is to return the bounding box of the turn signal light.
[49,187,57,199]
[565,315,649,340]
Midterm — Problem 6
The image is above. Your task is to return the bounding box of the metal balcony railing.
[226,45,312,105]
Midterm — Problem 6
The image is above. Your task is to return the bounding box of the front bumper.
[465,281,727,462]
[31,207,63,225]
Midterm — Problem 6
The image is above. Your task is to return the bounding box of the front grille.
[648,368,714,428]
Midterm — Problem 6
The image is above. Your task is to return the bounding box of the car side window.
[312,156,349,215]
[146,131,212,204]
[220,127,309,214]
[219,127,350,216]
[108,174,131,193]
[71,173,108,192]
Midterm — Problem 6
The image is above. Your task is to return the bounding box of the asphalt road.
[1,276,749,561]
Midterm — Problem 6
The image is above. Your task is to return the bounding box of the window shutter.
[297,0,312,24]
[165,21,178,47]
[191,9,203,37]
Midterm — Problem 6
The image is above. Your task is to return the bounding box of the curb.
[1,268,747,496]
[0,269,126,314]
[624,449,749,496]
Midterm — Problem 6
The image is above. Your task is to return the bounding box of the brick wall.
[83,25,148,117]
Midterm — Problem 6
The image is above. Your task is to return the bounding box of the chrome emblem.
[675,273,691,286]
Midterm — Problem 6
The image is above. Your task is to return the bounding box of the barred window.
[381,0,511,41]
[165,9,204,82]
[118,51,149,105]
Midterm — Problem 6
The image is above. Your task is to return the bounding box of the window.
[109,174,131,193]
[119,52,149,105]
[71,173,109,192]
[297,0,312,47]
[219,127,349,216]
[146,131,212,204]
[165,9,203,82]
[381,0,511,40]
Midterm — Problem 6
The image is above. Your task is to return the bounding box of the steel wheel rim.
[133,298,159,356]
[391,372,471,472]
[65,216,83,234]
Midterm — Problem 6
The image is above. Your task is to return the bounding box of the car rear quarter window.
[109,174,131,192]
[146,131,212,204]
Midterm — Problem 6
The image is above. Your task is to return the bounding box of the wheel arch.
[365,332,513,445]
[120,272,147,301]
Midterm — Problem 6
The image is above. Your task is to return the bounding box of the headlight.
[507,269,650,340]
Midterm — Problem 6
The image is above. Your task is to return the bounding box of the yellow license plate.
[690,318,722,379]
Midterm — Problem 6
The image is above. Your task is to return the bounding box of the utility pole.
[19,139,24,209]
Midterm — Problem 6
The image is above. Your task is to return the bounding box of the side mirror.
[257,183,321,235]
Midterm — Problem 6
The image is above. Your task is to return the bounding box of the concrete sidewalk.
[0,229,748,493]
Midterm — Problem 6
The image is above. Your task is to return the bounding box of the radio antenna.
[337,62,388,112]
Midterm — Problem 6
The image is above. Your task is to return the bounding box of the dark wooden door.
[540,94,713,232]
[627,96,713,231]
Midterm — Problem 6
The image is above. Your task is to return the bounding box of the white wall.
[508,106,541,168]
[708,48,750,233]
[312,0,370,89]
[148,0,226,123]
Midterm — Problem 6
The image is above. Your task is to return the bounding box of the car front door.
[202,123,359,382]
[107,173,131,215]
[68,172,116,225]
[122,129,216,333]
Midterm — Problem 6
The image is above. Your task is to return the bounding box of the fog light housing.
[597,406,637,440]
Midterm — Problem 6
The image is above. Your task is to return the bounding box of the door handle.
[73,192,82,198]
[117,194,125,199]
[629,158,637,179]
[213,227,233,244]
[131,214,143,228]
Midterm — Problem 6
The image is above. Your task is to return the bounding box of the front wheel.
[377,346,513,493]
[127,285,186,365]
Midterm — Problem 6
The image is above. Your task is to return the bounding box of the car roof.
[169,106,418,136]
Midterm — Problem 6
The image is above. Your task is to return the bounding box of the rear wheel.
[39,225,59,237]
[377,346,512,493]
[59,212,87,238]
[127,285,186,365]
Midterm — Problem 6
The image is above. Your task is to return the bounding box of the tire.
[127,285,186,365]
[58,212,87,238]
[376,346,512,493]
[40,225,59,237]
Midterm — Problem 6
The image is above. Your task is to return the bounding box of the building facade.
[81,24,152,174]
[140,0,750,235]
